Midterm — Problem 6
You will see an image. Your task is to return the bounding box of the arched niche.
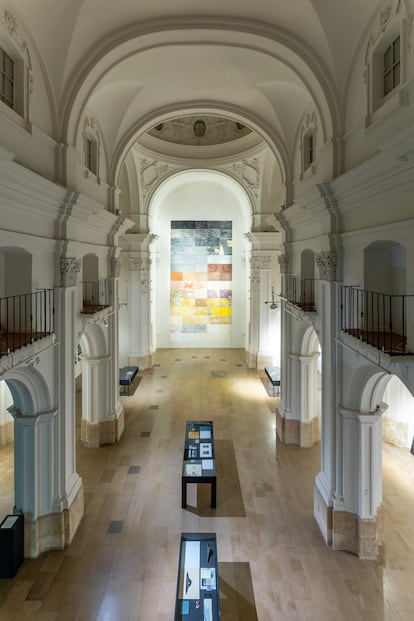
[0,246,32,298]
[364,240,406,295]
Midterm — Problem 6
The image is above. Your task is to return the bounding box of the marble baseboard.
[313,482,333,545]
[276,410,319,447]
[24,484,84,558]
[81,407,124,447]
[0,420,13,446]
[128,353,154,370]
[332,507,383,560]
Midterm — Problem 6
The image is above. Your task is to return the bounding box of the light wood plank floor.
[0,348,414,620]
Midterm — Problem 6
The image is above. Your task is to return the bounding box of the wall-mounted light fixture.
[264,286,278,310]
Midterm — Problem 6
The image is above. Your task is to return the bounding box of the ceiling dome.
[147,115,252,146]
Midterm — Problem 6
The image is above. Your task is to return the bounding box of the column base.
[313,483,383,560]
[332,507,384,560]
[24,483,84,558]
[245,349,273,370]
[313,481,333,545]
[276,408,319,447]
[81,404,125,447]
[128,352,153,370]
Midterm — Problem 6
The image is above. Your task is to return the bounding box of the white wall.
[152,174,251,348]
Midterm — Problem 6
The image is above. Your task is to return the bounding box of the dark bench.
[119,366,138,395]
[264,366,280,396]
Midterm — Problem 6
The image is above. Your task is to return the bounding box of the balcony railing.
[284,276,316,312]
[81,279,112,314]
[340,286,413,356]
[0,289,55,356]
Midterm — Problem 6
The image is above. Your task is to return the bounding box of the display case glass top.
[183,421,216,477]
[174,532,220,620]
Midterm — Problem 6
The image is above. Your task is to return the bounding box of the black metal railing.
[0,289,55,356]
[81,279,112,314]
[284,276,316,311]
[340,286,413,355]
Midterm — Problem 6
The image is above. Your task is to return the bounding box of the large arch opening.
[149,170,252,349]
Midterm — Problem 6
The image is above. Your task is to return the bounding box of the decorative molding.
[405,14,413,50]
[250,255,271,270]
[278,254,290,274]
[111,257,121,278]
[379,7,392,29]
[148,115,251,146]
[4,10,18,35]
[140,159,169,199]
[316,252,337,282]
[250,274,261,291]
[60,257,81,287]
[232,157,260,198]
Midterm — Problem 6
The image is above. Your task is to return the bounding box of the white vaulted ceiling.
[4,0,386,176]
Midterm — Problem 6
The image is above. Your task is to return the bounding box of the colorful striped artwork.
[170,221,232,335]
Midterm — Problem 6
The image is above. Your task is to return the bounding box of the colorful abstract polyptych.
[170,221,232,335]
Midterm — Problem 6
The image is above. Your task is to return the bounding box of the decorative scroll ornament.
[380,7,392,28]
[128,257,142,272]
[111,258,121,278]
[278,254,289,274]
[60,257,81,287]
[140,159,168,199]
[316,252,337,282]
[4,11,18,35]
[233,158,260,193]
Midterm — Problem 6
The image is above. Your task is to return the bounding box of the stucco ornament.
[60,257,81,287]
[316,252,337,281]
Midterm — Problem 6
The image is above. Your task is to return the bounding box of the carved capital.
[278,254,289,274]
[60,257,81,287]
[316,252,337,282]
[250,255,271,270]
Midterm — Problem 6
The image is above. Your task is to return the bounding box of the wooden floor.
[1,348,414,620]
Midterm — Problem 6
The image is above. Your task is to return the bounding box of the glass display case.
[174,532,220,620]
[182,421,216,508]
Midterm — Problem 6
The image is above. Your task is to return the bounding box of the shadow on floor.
[185,439,246,518]
[219,562,258,621]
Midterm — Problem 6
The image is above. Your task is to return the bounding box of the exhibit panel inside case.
[175,532,220,620]
[183,421,216,477]
[182,421,217,508]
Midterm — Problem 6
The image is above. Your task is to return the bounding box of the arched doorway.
[149,170,252,349]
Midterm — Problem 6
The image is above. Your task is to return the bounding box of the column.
[313,252,338,547]
[332,407,383,559]
[123,233,154,369]
[53,258,84,554]
[246,233,280,369]
[281,352,320,447]
[80,355,110,447]
[0,381,13,445]
[12,407,59,557]
[107,255,124,441]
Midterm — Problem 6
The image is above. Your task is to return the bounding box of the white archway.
[149,170,252,348]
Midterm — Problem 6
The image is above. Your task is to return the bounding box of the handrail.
[0,289,55,355]
[340,285,413,355]
[81,279,112,313]
[284,276,316,311]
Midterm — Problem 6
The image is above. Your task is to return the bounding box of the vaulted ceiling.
[6,0,386,169]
